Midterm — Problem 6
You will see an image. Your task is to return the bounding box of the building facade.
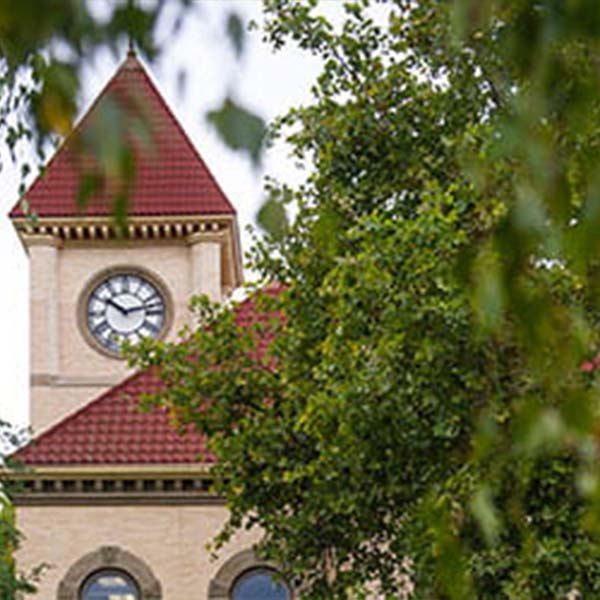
[10,52,291,600]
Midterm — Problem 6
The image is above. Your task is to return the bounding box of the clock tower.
[8,52,291,600]
[10,51,243,433]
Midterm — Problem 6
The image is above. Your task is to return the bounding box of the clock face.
[85,272,166,355]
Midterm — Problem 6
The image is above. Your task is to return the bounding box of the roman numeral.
[140,320,160,336]
[139,288,157,301]
[108,278,120,294]
[93,321,111,337]
[145,299,163,313]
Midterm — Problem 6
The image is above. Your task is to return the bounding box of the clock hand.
[106,298,128,314]
[125,301,163,315]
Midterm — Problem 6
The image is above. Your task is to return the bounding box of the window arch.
[57,546,161,600]
[231,568,291,600]
[208,549,293,600]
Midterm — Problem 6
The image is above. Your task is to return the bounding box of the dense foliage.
[123,0,600,598]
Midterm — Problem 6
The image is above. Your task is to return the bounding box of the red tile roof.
[14,369,214,466]
[9,52,235,218]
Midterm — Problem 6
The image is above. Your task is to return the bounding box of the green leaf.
[470,485,501,545]
[226,11,245,59]
[77,172,102,209]
[206,97,265,167]
[256,197,288,240]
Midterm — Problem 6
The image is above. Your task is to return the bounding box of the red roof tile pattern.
[14,369,214,466]
[10,52,235,218]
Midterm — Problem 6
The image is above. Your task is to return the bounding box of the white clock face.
[86,272,166,354]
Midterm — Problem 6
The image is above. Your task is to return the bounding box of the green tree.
[130,1,600,598]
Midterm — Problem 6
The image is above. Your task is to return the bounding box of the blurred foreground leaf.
[207,97,266,167]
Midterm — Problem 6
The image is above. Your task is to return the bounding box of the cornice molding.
[9,468,222,506]
[21,233,63,248]
[8,463,214,476]
[13,213,244,288]
[13,214,235,243]
[31,373,124,387]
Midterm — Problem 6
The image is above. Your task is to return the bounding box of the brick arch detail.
[57,545,162,600]
[207,548,283,600]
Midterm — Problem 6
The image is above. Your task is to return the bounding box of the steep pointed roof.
[10,52,235,219]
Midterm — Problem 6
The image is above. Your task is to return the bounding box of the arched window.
[208,549,293,600]
[80,569,140,600]
[58,546,161,600]
[231,569,291,600]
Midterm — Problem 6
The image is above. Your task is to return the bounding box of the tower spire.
[127,0,136,58]
[127,34,135,58]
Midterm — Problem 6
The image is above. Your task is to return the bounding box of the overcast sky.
[0,0,328,428]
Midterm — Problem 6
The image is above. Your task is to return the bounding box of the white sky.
[0,0,328,428]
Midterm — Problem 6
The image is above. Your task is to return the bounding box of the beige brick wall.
[30,242,60,380]
[17,503,262,600]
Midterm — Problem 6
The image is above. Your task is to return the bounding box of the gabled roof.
[13,369,214,466]
[10,51,235,219]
